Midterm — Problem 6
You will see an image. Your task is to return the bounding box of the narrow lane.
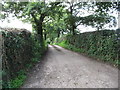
[22,45,118,88]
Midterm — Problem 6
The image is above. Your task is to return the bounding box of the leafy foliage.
[56,30,119,66]
[1,2,118,38]
[2,2,63,46]
[1,28,47,88]
[1,1,119,88]
[63,2,117,34]
[8,70,26,88]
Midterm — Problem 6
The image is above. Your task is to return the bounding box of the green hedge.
[57,30,120,66]
[1,28,47,88]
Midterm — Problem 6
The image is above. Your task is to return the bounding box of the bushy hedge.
[1,28,47,88]
[57,30,120,66]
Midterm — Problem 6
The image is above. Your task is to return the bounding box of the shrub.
[1,28,47,88]
[56,30,119,66]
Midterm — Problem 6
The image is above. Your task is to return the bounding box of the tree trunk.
[70,3,75,35]
[31,13,46,51]
[31,13,45,44]
[37,24,43,44]
[36,14,46,47]
[44,33,47,40]
[72,25,75,35]
[57,29,60,38]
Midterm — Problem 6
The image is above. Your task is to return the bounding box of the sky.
[0,19,117,33]
[0,13,95,33]
[0,15,118,33]
[0,3,118,33]
[0,16,32,32]
[0,18,97,33]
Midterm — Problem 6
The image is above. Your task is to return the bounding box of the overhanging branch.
[31,13,38,24]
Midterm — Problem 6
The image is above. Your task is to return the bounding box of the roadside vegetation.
[1,28,47,88]
[55,29,120,67]
[0,1,119,89]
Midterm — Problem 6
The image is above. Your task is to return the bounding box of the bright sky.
[0,14,91,33]
[0,5,118,33]
[0,16,32,32]
[0,17,117,33]
[0,18,95,33]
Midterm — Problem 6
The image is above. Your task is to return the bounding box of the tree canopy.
[1,1,118,43]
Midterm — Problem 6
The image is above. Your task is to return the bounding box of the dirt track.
[22,45,118,88]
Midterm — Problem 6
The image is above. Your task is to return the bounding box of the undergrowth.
[55,30,119,67]
[56,41,119,67]
[2,33,48,89]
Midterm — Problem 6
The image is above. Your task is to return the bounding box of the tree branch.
[39,13,46,23]
[31,13,38,24]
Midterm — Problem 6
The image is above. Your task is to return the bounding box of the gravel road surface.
[22,45,118,88]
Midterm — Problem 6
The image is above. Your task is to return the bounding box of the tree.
[42,4,66,42]
[64,2,118,35]
[80,2,118,30]
[2,2,61,46]
[43,12,66,43]
[1,1,118,40]
[64,2,85,35]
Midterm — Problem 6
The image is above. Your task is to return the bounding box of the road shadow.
[20,48,50,88]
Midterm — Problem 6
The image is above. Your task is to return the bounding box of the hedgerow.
[56,30,120,66]
[1,28,47,88]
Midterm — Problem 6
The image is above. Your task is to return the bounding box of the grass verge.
[4,45,48,89]
[55,41,119,68]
